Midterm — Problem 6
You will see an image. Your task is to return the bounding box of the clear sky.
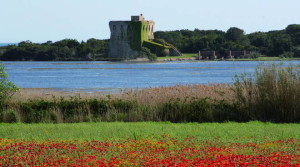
[1,0,300,43]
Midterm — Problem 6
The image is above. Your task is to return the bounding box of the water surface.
[3,61,300,92]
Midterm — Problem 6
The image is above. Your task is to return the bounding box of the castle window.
[113,25,116,31]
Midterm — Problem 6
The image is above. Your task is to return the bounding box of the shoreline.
[2,56,300,63]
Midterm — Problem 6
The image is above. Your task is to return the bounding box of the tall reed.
[0,96,237,123]
[233,63,300,122]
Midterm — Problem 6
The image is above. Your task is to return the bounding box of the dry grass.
[12,88,107,101]
[3,84,236,123]
[117,84,234,105]
[11,84,234,105]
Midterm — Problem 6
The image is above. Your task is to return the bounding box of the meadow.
[0,122,299,166]
[1,121,299,142]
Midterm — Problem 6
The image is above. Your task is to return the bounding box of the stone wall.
[108,21,140,59]
[108,18,155,59]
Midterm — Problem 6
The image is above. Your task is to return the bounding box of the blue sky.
[1,0,300,43]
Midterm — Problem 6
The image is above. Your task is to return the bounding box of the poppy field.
[0,137,299,166]
[0,122,299,166]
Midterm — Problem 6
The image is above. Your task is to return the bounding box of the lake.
[3,61,300,92]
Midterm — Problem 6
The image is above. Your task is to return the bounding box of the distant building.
[108,15,181,59]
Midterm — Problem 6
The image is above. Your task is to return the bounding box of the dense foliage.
[0,39,108,61]
[155,24,300,57]
[0,63,18,104]
[140,47,157,61]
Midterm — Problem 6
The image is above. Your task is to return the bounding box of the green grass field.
[1,122,299,143]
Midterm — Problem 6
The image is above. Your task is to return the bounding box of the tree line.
[0,39,108,61]
[155,24,300,57]
[0,24,299,61]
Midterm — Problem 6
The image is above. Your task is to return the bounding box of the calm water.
[3,61,300,92]
[0,43,17,46]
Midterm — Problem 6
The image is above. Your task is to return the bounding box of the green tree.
[248,32,268,48]
[18,40,33,48]
[0,62,18,103]
[292,46,300,57]
[248,32,270,54]
[226,27,245,42]
[53,39,80,48]
[285,24,300,46]
[268,31,292,56]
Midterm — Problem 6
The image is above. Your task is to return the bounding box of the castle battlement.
[131,14,145,21]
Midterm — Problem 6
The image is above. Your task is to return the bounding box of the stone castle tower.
[108,15,181,59]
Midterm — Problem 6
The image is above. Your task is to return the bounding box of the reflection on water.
[3,61,300,92]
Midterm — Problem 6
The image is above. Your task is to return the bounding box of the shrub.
[241,52,261,59]
[140,47,157,61]
[292,46,300,57]
[0,109,18,123]
[0,62,18,104]
[279,52,294,58]
[158,98,237,123]
[247,52,263,59]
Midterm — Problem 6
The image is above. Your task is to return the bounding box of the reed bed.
[118,84,234,105]
[1,84,235,123]
[233,63,300,122]
[12,84,234,104]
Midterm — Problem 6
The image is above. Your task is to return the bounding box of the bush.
[140,47,157,61]
[0,109,18,123]
[279,52,294,58]
[232,63,300,122]
[292,47,300,57]
[158,98,239,123]
[0,62,18,104]
[247,52,263,59]
[2,96,239,123]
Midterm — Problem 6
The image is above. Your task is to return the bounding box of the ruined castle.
[108,15,181,59]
